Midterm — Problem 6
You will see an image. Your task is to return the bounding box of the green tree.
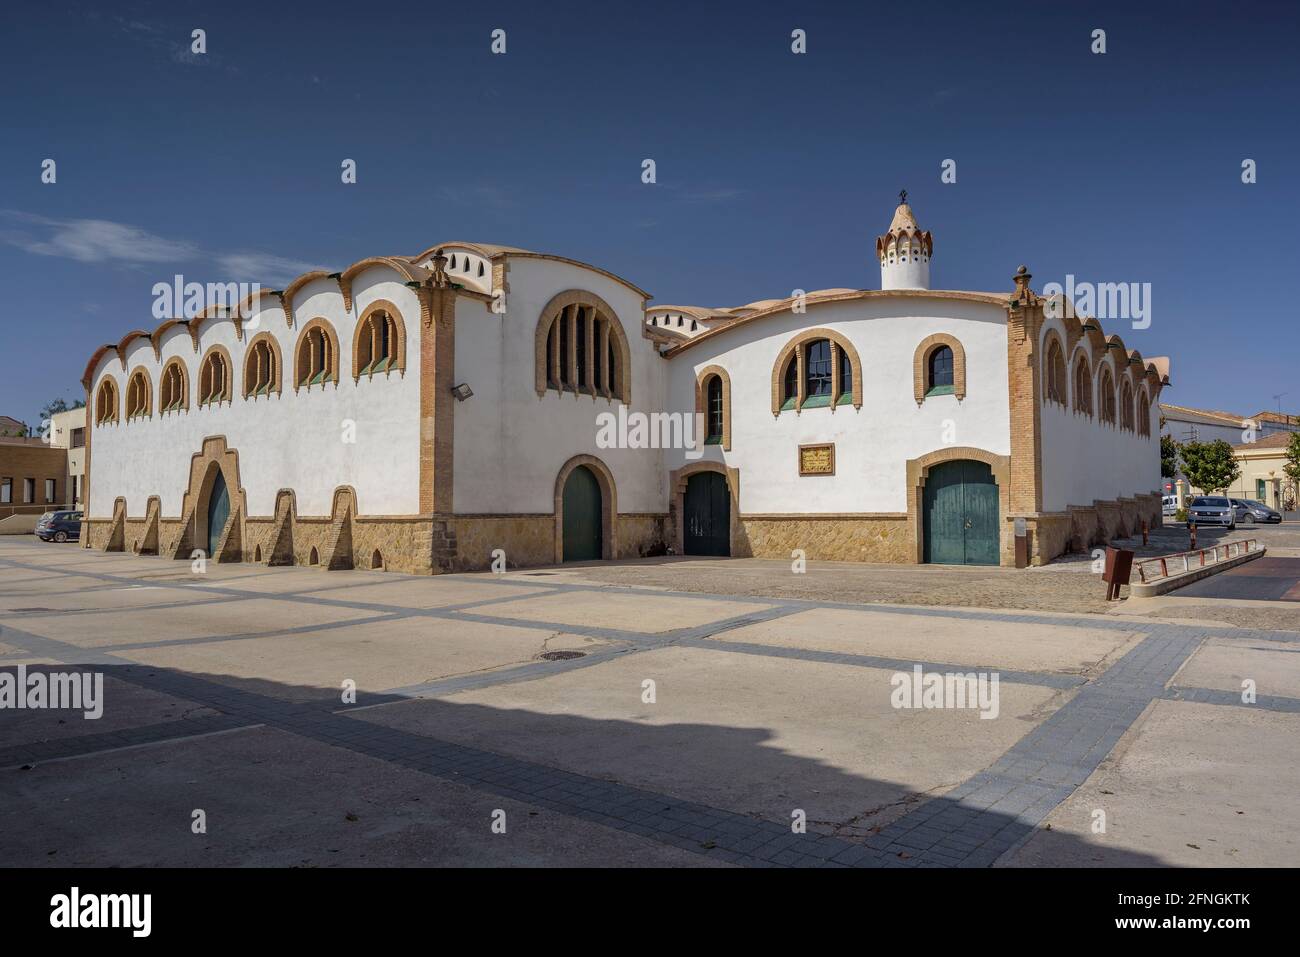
[1160,434,1180,479]
[1284,433,1300,508]
[1180,439,1241,494]
[39,397,85,420]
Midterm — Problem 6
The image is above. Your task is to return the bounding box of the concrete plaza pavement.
[2,535,1298,867]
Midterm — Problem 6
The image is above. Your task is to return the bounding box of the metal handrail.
[1136,539,1259,583]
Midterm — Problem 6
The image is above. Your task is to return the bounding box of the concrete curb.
[1129,546,1266,597]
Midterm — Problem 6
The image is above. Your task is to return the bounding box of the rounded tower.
[876,191,933,290]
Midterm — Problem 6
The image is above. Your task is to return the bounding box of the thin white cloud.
[216,252,330,286]
[0,212,199,263]
[0,211,328,285]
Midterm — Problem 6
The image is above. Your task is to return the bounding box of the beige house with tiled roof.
[1229,432,1298,510]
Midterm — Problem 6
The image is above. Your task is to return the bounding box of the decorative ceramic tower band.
[876,191,933,291]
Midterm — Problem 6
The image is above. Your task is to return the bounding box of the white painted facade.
[82,200,1170,565]
[87,271,425,519]
[664,298,1011,514]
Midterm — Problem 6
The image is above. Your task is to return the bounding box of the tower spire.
[876,195,933,290]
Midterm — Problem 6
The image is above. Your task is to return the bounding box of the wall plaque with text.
[798,443,835,476]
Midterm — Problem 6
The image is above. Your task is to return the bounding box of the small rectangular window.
[45,479,56,503]
[24,478,36,503]
[1,478,11,504]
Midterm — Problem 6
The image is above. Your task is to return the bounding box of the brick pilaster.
[1006,265,1045,519]
[419,252,458,517]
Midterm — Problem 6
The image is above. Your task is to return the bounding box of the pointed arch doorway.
[206,468,230,558]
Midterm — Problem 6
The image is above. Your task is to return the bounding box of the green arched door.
[684,471,730,556]
[923,460,999,565]
[206,469,230,558]
[562,465,602,561]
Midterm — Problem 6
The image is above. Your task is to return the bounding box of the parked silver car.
[1187,496,1236,529]
[1162,494,1178,516]
[1231,498,1283,524]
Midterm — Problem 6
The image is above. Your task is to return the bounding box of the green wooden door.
[684,471,730,556]
[206,470,229,558]
[562,465,602,561]
[923,460,999,566]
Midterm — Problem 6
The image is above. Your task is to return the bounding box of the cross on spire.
[899,189,908,205]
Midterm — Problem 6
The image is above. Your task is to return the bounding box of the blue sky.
[2,0,1297,429]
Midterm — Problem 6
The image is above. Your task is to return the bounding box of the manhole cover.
[539,651,586,661]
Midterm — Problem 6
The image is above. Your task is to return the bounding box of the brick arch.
[95,374,120,426]
[905,446,1012,565]
[197,343,234,407]
[694,364,732,450]
[770,327,863,415]
[668,459,741,557]
[1040,328,1068,407]
[1069,346,1093,416]
[352,298,408,381]
[1097,361,1118,426]
[553,453,618,563]
[534,289,632,404]
[159,356,189,413]
[294,317,341,390]
[912,333,967,404]
[242,331,284,399]
[125,365,153,420]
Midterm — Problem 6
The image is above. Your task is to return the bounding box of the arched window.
[706,375,724,444]
[1120,379,1135,431]
[95,377,119,425]
[1073,355,1093,415]
[1137,391,1152,436]
[296,320,339,389]
[535,292,629,403]
[198,349,231,406]
[928,346,954,393]
[353,305,405,379]
[1099,367,1117,424]
[775,329,862,413]
[1044,337,1067,406]
[125,369,151,419]
[244,335,280,398]
[159,359,188,412]
[912,334,965,404]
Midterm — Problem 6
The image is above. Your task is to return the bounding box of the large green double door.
[922,460,999,566]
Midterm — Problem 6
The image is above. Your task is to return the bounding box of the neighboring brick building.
[0,434,69,530]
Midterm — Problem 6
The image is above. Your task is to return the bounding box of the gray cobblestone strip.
[0,712,255,769]
[675,636,1087,690]
[867,627,1206,867]
[1162,685,1300,713]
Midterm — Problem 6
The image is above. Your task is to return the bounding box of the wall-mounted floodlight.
[450,383,474,401]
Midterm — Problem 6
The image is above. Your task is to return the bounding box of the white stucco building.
[81,199,1170,572]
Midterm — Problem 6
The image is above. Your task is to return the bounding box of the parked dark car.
[35,510,83,543]
[1231,498,1283,524]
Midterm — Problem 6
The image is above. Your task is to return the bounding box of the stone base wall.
[87,510,668,575]
[1027,492,1165,565]
[451,515,553,571]
[736,515,912,563]
[616,514,668,560]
